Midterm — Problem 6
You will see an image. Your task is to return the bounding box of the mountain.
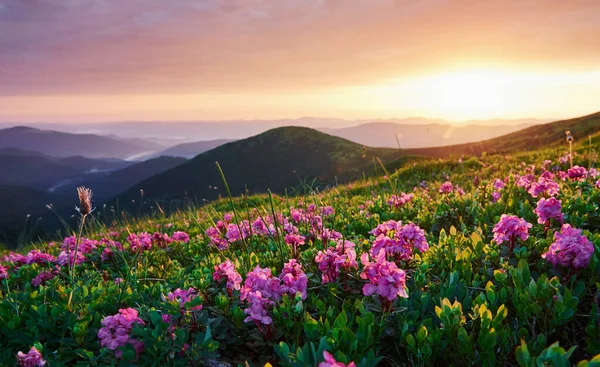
[114,127,403,206]
[0,126,162,159]
[0,150,132,190]
[0,118,547,146]
[320,122,535,149]
[144,139,234,159]
[402,111,600,157]
[53,156,187,201]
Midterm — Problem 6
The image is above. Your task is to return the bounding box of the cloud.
[0,0,599,96]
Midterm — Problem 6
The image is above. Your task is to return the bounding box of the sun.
[422,70,515,121]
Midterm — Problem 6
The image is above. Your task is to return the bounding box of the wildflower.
[152,232,172,248]
[596,179,600,188]
[240,266,282,302]
[279,259,308,300]
[534,198,563,227]
[439,181,453,194]
[57,250,86,267]
[491,191,501,203]
[284,232,306,250]
[76,186,93,215]
[25,250,55,265]
[31,270,57,287]
[171,231,189,243]
[167,288,203,314]
[115,277,123,285]
[388,193,413,208]
[98,308,144,351]
[2,252,27,266]
[0,265,8,280]
[369,221,429,261]
[567,165,587,181]
[360,252,408,301]
[213,260,242,291]
[243,291,272,325]
[127,232,152,252]
[16,346,46,367]
[321,206,335,216]
[542,224,594,269]
[493,178,506,191]
[319,351,356,367]
[205,227,228,250]
[455,185,466,196]
[528,175,560,197]
[492,215,532,251]
[314,240,358,283]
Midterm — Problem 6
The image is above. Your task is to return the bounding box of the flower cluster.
[279,259,308,300]
[98,308,144,352]
[319,351,356,367]
[439,181,453,194]
[534,197,563,227]
[16,346,46,367]
[240,266,282,325]
[360,252,408,301]
[528,171,560,198]
[213,260,242,292]
[314,240,358,283]
[492,215,532,249]
[167,288,203,314]
[567,166,587,181]
[542,225,594,269]
[369,220,429,261]
[31,269,58,287]
[388,193,413,208]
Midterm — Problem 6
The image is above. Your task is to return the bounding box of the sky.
[1,0,599,123]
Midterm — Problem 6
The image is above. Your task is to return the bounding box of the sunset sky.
[1,0,599,123]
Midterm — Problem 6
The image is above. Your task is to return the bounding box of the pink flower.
[439,181,453,194]
[167,288,203,314]
[360,252,408,301]
[56,250,86,267]
[25,250,55,265]
[321,206,335,216]
[369,222,429,261]
[490,191,501,203]
[2,252,27,266]
[284,233,306,249]
[16,346,46,367]
[528,176,560,198]
[240,266,282,302]
[128,232,152,252]
[492,215,532,249]
[0,265,8,280]
[171,231,189,243]
[388,193,413,208]
[596,179,600,188]
[542,224,595,269]
[205,226,228,250]
[279,259,308,300]
[243,291,273,325]
[559,153,571,165]
[213,260,242,291]
[31,270,57,287]
[319,351,356,367]
[98,308,144,351]
[493,178,506,191]
[534,198,563,226]
[314,240,358,283]
[516,174,535,189]
[567,166,588,181]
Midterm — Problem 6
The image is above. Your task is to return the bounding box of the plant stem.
[70,213,87,281]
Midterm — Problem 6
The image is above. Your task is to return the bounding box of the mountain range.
[0,112,597,248]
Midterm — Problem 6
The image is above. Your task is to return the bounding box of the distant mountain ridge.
[143,139,235,159]
[0,126,162,159]
[319,122,536,149]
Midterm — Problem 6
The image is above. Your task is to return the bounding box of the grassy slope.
[402,111,600,157]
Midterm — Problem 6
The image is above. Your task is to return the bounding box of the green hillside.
[403,111,600,157]
[114,126,404,206]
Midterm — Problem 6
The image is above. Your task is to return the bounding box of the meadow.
[1,133,600,366]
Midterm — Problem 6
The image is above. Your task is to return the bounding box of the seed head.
[76,186,93,215]
[565,131,574,142]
